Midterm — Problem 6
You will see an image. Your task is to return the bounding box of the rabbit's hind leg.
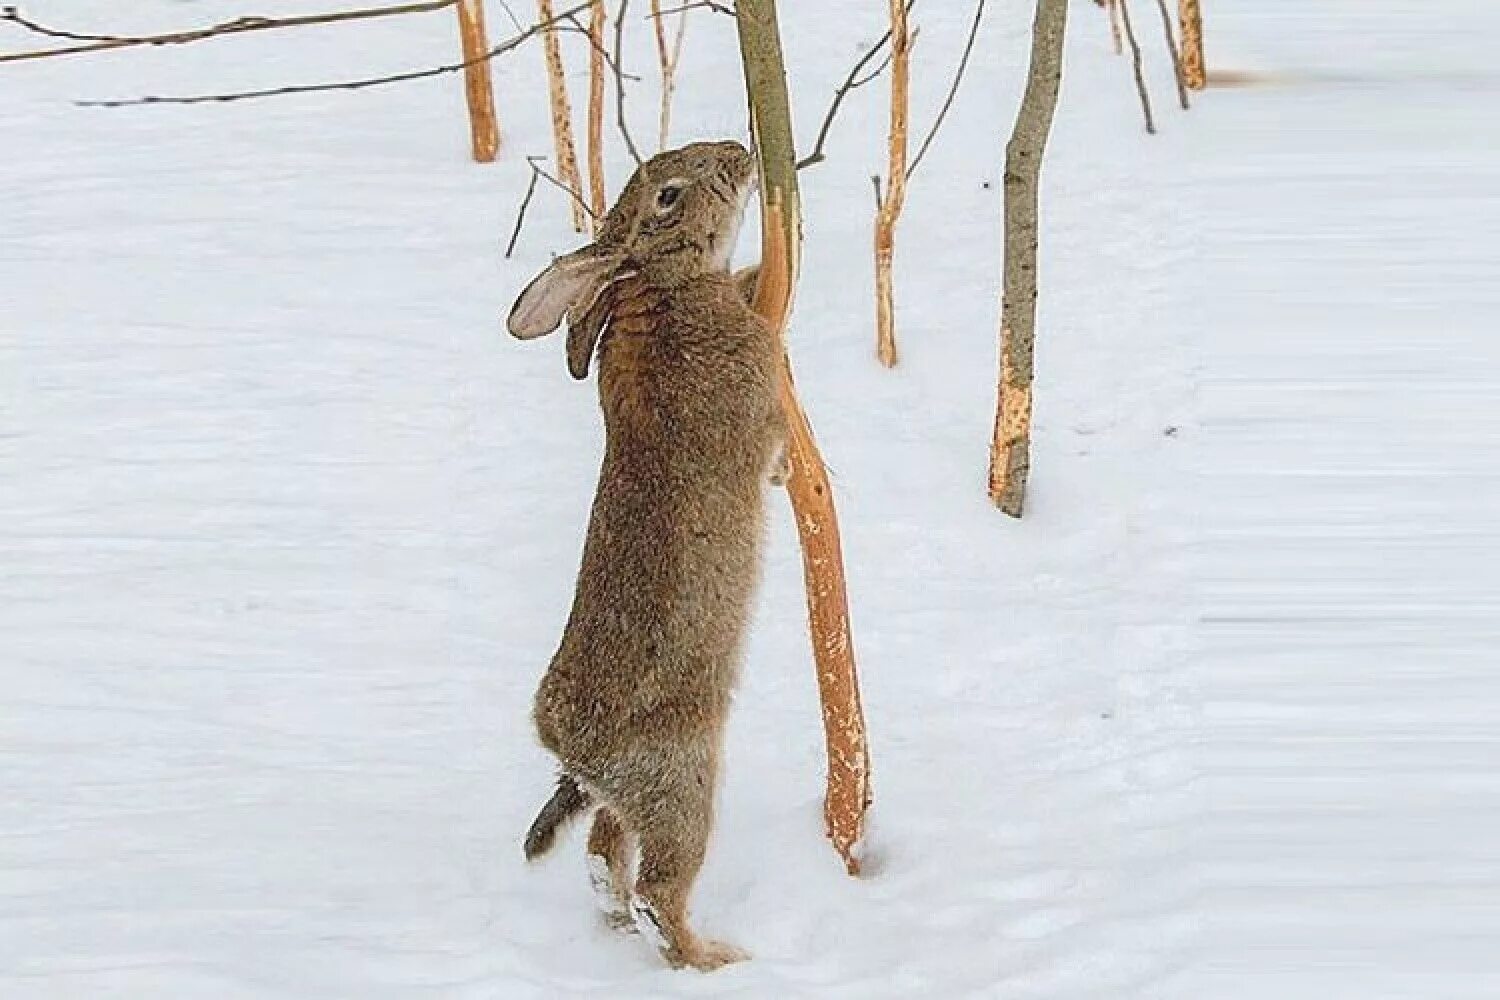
[586,806,636,933]
[626,781,747,971]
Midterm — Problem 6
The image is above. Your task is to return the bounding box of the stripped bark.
[989,0,1067,516]
[649,0,689,150]
[456,0,500,161]
[586,0,607,223]
[735,0,871,875]
[1106,0,1123,55]
[538,0,586,230]
[872,0,911,368]
[1179,0,1205,90]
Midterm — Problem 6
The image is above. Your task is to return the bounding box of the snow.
[1,1,1494,996]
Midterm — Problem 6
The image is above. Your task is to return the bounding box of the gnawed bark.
[1179,0,1205,90]
[538,0,586,231]
[456,0,499,162]
[735,0,872,875]
[989,0,1067,517]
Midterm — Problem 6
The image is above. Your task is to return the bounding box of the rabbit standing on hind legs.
[506,140,784,971]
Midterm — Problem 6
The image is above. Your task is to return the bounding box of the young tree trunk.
[872,0,911,369]
[586,0,607,224]
[1178,0,1205,90]
[988,0,1068,516]
[649,0,689,151]
[455,0,500,162]
[538,0,586,232]
[735,0,872,876]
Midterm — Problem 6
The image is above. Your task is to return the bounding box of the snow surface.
[1,1,1495,996]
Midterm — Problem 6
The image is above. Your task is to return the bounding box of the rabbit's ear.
[507,248,619,341]
[564,282,614,381]
[564,264,640,380]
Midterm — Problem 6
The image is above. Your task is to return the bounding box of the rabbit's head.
[507,140,756,379]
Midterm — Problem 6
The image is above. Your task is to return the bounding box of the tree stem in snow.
[989,0,1068,517]
[538,0,586,231]
[735,0,872,876]
[455,0,500,162]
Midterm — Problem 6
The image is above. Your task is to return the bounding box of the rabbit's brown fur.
[506,141,779,971]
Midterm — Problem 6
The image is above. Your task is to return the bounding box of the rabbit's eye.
[655,184,685,213]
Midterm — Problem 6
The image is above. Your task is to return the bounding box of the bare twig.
[648,0,732,17]
[1154,0,1190,109]
[796,0,917,171]
[1116,0,1156,134]
[612,0,646,165]
[528,154,597,220]
[555,12,638,81]
[849,49,893,89]
[505,166,542,257]
[906,0,985,182]
[1,0,457,65]
[73,1,592,108]
[1105,0,1123,55]
[525,154,600,222]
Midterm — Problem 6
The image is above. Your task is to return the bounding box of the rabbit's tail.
[523,774,592,860]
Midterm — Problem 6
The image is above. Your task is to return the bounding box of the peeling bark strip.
[735,0,872,875]
[989,0,1068,517]
[586,0,607,223]
[456,0,499,161]
[1179,0,1205,90]
[872,0,911,369]
[538,0,586,231]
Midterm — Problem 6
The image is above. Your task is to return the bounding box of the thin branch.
[526,154,601,222]
[612,0,645,165]
[796,0,918,171]
[505,166,542,257]
[1104,0,1123,55]
[647,1,732,18]
[0,0,457,65]
[906,0,984,181]
[849,49,894,89]
[555,12,639,81]
[1153,0,1190,110]
[1116,0,1156,134]
[493,0,526,32]
[72,0,592,108]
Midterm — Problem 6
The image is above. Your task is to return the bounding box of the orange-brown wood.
[456,0,500,162]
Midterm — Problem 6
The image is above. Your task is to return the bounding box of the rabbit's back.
[534,274,778,766]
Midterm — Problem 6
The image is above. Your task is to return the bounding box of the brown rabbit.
[506,140,783,971]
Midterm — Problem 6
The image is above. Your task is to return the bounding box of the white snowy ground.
[0,2,1493,997]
